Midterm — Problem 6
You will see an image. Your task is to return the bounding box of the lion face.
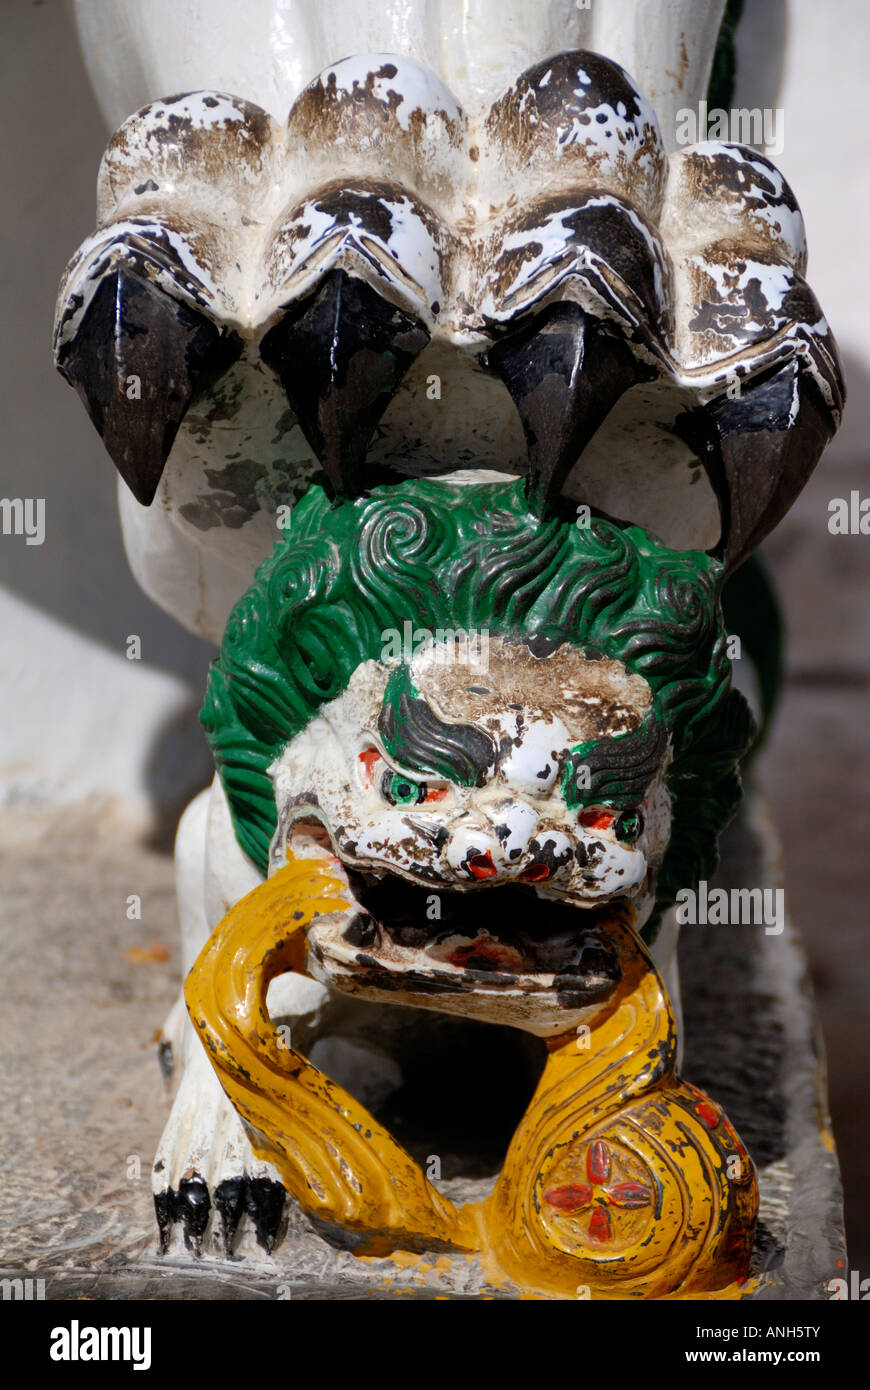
[268,634,672,1034]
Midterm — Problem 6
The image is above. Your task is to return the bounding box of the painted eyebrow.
[561,711,667,812]
[378,667,496,787]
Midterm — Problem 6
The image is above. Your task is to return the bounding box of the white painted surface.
[72,0,728,140]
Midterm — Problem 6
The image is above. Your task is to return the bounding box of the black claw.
[488,301,644,515]
[56,265,241,505]
[245,1177,286,1254]
[176,1175,211,1257]
[701,358,836,572]
[214,1176,246,1257]
[153,1174,286,1257]
[260,268,429,498]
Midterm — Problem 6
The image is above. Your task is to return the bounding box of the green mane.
[201,477,753,942]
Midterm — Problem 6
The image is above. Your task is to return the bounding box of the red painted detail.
[587,1140,611,1184]
[423,786,447,802]
[609,1183,652,1209]
[697,1100,720,1129]
[358,748,380,783]
[467,851,497,879]
[519,863,549,882]
[588,1207,612,1243]
[544,1183,593,1212]
[445,940,524,971]
[579,809,614,830]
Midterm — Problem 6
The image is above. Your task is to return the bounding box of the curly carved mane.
[201,477,753,940]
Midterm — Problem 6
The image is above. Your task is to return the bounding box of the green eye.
[381,770,426,807]
[614,809,644,845]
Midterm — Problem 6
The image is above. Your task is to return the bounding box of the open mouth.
[307,865,624,1012]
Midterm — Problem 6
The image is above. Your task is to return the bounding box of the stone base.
[0,793,845,1299]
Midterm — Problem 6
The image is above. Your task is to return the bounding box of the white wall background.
[0,0,215,822]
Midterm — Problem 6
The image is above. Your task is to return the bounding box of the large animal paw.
[152,1042,287,1259]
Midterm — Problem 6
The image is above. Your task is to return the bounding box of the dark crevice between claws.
[488,301,646,516]
[56,265,242,505]
[260,268,429,499]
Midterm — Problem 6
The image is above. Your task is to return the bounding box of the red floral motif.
[589,1207,612,1242]
[544,1141,654,1243]
[546,1183,593,1210]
